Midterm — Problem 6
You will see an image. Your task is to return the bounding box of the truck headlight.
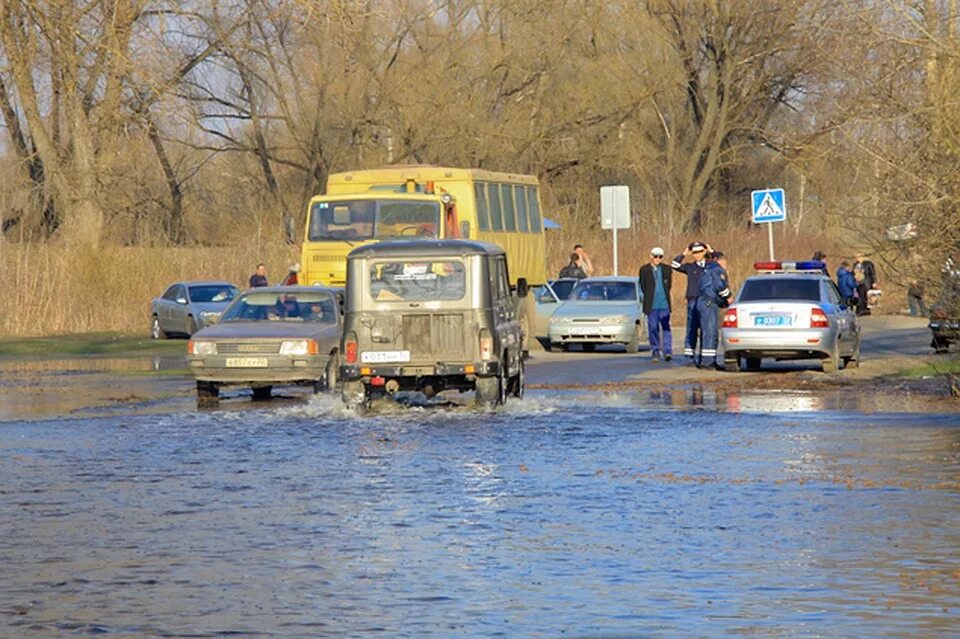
[279,339,318,355]
[189,340,217,355]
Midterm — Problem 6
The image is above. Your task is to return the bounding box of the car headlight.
[189,340,217,355]
[549,316,565,325]
[200,311,221,324]
[279,339,318,356]
[600,315,628,324]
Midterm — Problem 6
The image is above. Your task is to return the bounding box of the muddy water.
[2,394,959,637]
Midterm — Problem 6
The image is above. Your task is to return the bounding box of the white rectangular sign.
[600,185,630,230]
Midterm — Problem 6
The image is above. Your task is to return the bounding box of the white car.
[546,276,646,352]
[720,261,860,372]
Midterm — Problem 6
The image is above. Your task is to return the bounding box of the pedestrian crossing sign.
[751,188,786,223]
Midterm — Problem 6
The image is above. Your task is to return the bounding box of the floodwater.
[2,389,959,638]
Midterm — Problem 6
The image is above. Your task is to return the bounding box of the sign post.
[751,188,787,261]
[600,185,631,275]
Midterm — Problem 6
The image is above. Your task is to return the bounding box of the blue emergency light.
[754,260,826,272]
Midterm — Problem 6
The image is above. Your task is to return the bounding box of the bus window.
[489,182,504,231]
[308,199,440,241]
[514,184,529,232]
[527,186,542,232]
[500,184,516,231]
[474,183,490,231]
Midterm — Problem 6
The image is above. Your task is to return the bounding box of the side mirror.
[516,277,529,298]
[459,221,471,239]
[176,297,188,305]
[284,216,297,245]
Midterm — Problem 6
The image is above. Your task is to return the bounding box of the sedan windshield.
[189,285,239,303]
[220,291,337,323]
[569,281,636,301]
[308,199,441,241]
[739,278,820,302]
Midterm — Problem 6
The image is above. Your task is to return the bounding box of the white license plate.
[570,325,598,335]
[361,350,411,364]
[753,315,792,327]
[225,357,268,368]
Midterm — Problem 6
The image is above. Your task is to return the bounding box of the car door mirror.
[516,277,529,298]
[176,297,188,305]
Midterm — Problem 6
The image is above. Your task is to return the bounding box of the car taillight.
[721,307,738,328]
[479,329,493,361]
[810,307,829,328]
[344,332,358,364]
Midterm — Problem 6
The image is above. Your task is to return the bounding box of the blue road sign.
[751,188,786,223]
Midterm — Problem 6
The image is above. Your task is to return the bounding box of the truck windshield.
[308,200,441,242]
[368,260,466,302]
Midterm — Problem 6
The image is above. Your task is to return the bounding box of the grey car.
[187,285,343,404]
[151,281,239,338]
[720,272,860,372]
[546,276,646,352]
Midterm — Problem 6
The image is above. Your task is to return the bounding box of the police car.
[720,260,861,373]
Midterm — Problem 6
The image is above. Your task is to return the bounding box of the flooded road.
[2,391,959,637]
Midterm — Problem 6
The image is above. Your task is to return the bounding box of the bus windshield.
[308,199,441,242]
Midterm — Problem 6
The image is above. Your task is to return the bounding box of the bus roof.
[347,239,506,260]
[327,165,539,187]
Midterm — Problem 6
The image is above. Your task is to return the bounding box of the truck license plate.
[361,350,411,364]
[225,357,268,367]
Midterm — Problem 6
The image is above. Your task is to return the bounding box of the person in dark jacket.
[853,253,878,315]
[812,251,830,277]
[671,241,711,362]
[836,260,857,308]
[558,253,587,279]
[249,262,268,288]
[696,251,731,370]
[638,246,673,362]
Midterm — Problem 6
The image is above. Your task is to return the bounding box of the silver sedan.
[546,277,646,352]
[187,286,343,404]
[720,272,860,372]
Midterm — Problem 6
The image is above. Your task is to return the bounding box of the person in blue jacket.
[671,241,711,362]
[836,260,857,308]
[696,251,732,370]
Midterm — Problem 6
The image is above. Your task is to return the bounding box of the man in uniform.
[671,241,711,362]
[695,250,731,370]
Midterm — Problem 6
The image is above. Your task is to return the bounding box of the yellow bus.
[299,166,548,287]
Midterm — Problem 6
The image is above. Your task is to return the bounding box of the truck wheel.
[151,316,166,340]
[475,375,503,408]
[342,380,367,412]
[318,355,339,392]
[252,385,272,401]
[508,357,525,399]
[196,381,219,407]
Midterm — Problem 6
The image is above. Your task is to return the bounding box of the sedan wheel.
[724,355,741,372]
[626,324,641,354]
[843,339,861,369]
[151,316,166,340]
[821,347,841,373]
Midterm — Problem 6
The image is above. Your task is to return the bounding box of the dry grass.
[0,241,299,336]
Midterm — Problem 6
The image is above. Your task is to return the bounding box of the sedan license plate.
[570,325,599,335]
[361,350,411,364]
[225,357,268,368]
[753,314,792,327]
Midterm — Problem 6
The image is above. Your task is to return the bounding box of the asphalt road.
[524,314,939,386]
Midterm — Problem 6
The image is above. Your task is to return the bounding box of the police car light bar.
[754,260,826,273]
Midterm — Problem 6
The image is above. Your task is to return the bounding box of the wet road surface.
[2,391,959,637]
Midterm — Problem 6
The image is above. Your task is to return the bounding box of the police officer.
[696,250,731,370]
[671,241,711,362]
